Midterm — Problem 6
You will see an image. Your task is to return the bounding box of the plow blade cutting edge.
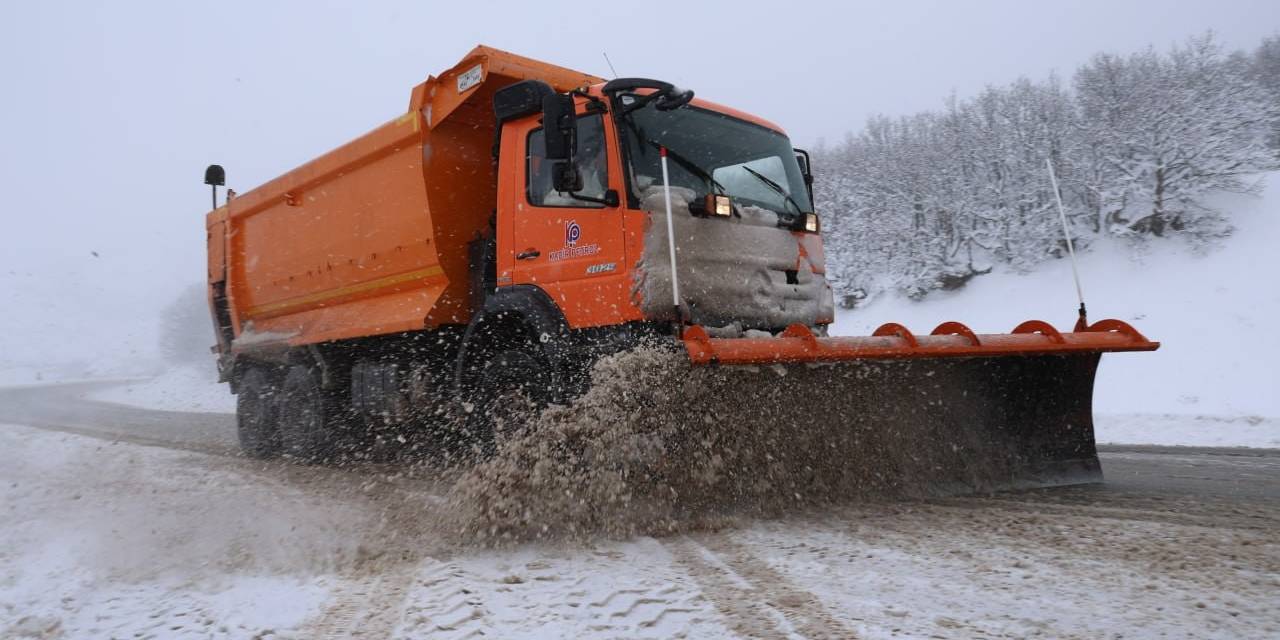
[681,319,1159,490]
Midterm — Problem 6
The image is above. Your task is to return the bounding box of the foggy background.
[2,0,1278,377]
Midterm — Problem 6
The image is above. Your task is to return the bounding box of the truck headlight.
[712,194,733,217]
[804,212,820,233]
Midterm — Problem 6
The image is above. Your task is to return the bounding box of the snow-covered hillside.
[832,173,1280,424]
[92,363,234,413]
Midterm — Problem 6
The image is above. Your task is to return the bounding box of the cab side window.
[527,114,608,208]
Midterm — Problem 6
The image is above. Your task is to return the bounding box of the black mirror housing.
[541,94,577,161]
[794,149,811,179]
[794,148,815,202]
[551,161,583,193]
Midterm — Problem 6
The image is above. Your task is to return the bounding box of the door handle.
[516,249,541,260]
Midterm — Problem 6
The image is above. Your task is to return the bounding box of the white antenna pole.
[602,52,618,79]
[660,147,682,323]
[1046,158,1088,328]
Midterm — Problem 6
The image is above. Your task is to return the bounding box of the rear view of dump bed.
[205,47,601,356]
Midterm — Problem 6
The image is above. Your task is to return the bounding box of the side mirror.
[552,163,583,193]
[794,149,814,201]
[542,94,577,161]
[794,150,812,181]
[542,93,581,193]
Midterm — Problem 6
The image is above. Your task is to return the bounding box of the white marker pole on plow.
[1046,158,1088,330]
[660,147,682,327]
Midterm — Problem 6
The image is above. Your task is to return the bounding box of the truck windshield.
[616,104,813,214]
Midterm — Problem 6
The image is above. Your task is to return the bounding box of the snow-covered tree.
[816,33,1279,304]
[1246,34,1280,148]
[1075,35,1277,240]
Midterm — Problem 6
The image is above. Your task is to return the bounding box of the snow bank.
[832,173,1280,427]
[0,424,364,639]
[0,365,148,389]
[90,363,235,413]
[1096,413,1280,448]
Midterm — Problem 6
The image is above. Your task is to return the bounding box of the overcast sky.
[1,1,1277,372]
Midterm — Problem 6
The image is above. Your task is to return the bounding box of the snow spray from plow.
[453,155,1158,541]
[450,319,1156,542]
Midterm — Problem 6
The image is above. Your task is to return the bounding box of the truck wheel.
[471,347,553,452]
[236,367,280,459]
[278,365,339,463]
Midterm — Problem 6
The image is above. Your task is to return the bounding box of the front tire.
[464,346,556,454]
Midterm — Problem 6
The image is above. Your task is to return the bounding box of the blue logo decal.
[565,220,581,247]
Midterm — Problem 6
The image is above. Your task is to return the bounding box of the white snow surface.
[3,424,1276,639]
[832,174,1280,434]
[88,363,235,413]
[0,424,338,639]
[1096,413,1280,448]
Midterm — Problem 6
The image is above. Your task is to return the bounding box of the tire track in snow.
[666,534,858,639]
[392,557,492,639]
[391,545,727,638]
[562,570,712,637]
[302,559,423,639]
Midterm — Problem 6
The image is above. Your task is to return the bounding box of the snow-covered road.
[2,383,1278,639]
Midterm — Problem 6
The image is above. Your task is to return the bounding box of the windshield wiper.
[740,165,804,215]
[615,108,725,196]
[644,137,726,195]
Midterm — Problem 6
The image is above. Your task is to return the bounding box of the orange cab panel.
[497,100,643,330]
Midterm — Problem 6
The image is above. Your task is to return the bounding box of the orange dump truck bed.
[205,46,601,352]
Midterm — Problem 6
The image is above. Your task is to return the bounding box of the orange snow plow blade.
[681,318,1159,490]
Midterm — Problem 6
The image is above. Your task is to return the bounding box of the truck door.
[504,111,629,328]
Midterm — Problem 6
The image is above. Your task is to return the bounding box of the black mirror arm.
[562,189,620,208]
[618,91,663,116]
[570,89,609,114]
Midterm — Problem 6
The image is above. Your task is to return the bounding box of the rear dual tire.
[278,365,347,463]
[236,367,281,459]
[235,364,348,463]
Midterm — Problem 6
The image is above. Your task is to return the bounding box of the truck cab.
[488,80,835,336]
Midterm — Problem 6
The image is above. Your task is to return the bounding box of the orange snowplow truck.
[206,46,1156,480]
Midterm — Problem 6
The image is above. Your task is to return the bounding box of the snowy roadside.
[0,423,354,639]
[3,423,1278,639]
[1097,413,1280,449]
[86,363,236,414]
